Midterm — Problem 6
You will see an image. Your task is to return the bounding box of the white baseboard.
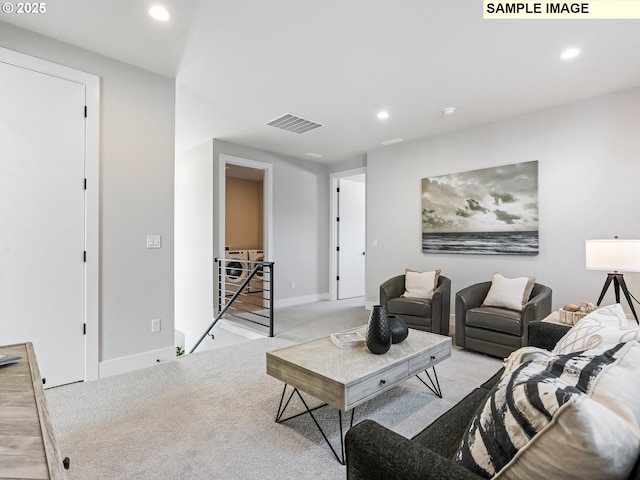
[99,346,176,379]
[273,293,330,309]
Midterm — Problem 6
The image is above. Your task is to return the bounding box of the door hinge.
[336,276,340,281]
[84,106,87,118]
[83,251,86,262]
[336,217,340,222]
[337,187,340,193]
[84,178,87,190]
[83,323,86,335]
[336,246,340,252]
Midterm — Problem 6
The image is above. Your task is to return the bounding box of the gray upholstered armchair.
[380,275,451,335]
[455,281,552,358]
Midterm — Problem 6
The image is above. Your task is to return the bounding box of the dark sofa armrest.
[527,321,570,350]
[346,420,484,480]
[380,275,405,309]
[430,276,451,336]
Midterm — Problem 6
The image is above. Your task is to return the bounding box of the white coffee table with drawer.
[266,325,451,463]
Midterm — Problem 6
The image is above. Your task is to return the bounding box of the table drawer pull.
[348,362,409,406]
[407,343,451,376]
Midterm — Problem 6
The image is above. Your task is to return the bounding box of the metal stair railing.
[190,258,274,354]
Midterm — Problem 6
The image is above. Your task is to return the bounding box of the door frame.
[329,167,366,301]
[217,154,273,275]
[0,47,100,382]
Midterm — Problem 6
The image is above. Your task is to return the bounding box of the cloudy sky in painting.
[422,161,538,233]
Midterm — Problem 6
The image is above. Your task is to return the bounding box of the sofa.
[345,321,640,480]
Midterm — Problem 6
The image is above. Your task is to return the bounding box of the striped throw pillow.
[454,341,640,480]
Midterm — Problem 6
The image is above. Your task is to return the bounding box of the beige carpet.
[46,299,502,479]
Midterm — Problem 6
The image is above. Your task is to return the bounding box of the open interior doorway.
[330,168,366,301]
[225,164,264,250]
[219,156,273,267]
[213,155,273,339]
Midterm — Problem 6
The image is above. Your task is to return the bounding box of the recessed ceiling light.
[305,152,324,158]
[380,138,404,146]
[149,6,170,21]
[561,47,580,60]
[377,111,389,120]
[442,107,456,116]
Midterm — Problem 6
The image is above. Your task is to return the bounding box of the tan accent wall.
[225,177,263,250]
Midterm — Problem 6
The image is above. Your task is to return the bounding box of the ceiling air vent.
[266,113,324,134]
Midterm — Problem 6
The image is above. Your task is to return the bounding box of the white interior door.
[337,176,365,299]
[0,60,86,388]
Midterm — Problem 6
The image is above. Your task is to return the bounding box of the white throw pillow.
[496,394,640,480]
[482,273,536,311]
[572,303,629,326]
[554,304,640,355]
[402,269,440,299]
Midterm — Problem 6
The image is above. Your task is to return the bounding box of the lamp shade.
[585,239,640,272]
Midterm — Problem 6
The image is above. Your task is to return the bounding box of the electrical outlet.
[151,318,161,333]
[290,281,295,289]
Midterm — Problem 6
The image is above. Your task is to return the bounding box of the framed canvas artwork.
[421,160,539,255]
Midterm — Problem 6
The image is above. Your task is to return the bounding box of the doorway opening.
[330,167,366,301]
[225,164,265,251]
[212,155,273,339]
[218,155,273,269]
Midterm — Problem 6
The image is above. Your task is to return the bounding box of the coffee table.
[266,326,451,463]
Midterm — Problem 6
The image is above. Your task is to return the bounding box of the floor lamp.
[586,238,640,324]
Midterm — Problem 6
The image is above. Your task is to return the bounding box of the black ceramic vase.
[388,315,409,344]
[366,305,392,354]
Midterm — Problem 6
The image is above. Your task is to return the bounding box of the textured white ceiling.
[4,1,640,164]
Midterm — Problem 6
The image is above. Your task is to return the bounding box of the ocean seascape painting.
[422,161,539,255]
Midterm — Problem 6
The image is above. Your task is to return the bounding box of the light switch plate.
[147,235,161,249]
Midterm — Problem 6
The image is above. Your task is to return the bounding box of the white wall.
[329,155,367,173]
[0,23,176,372]
[175,140,213,352]
[366,86,640,321]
